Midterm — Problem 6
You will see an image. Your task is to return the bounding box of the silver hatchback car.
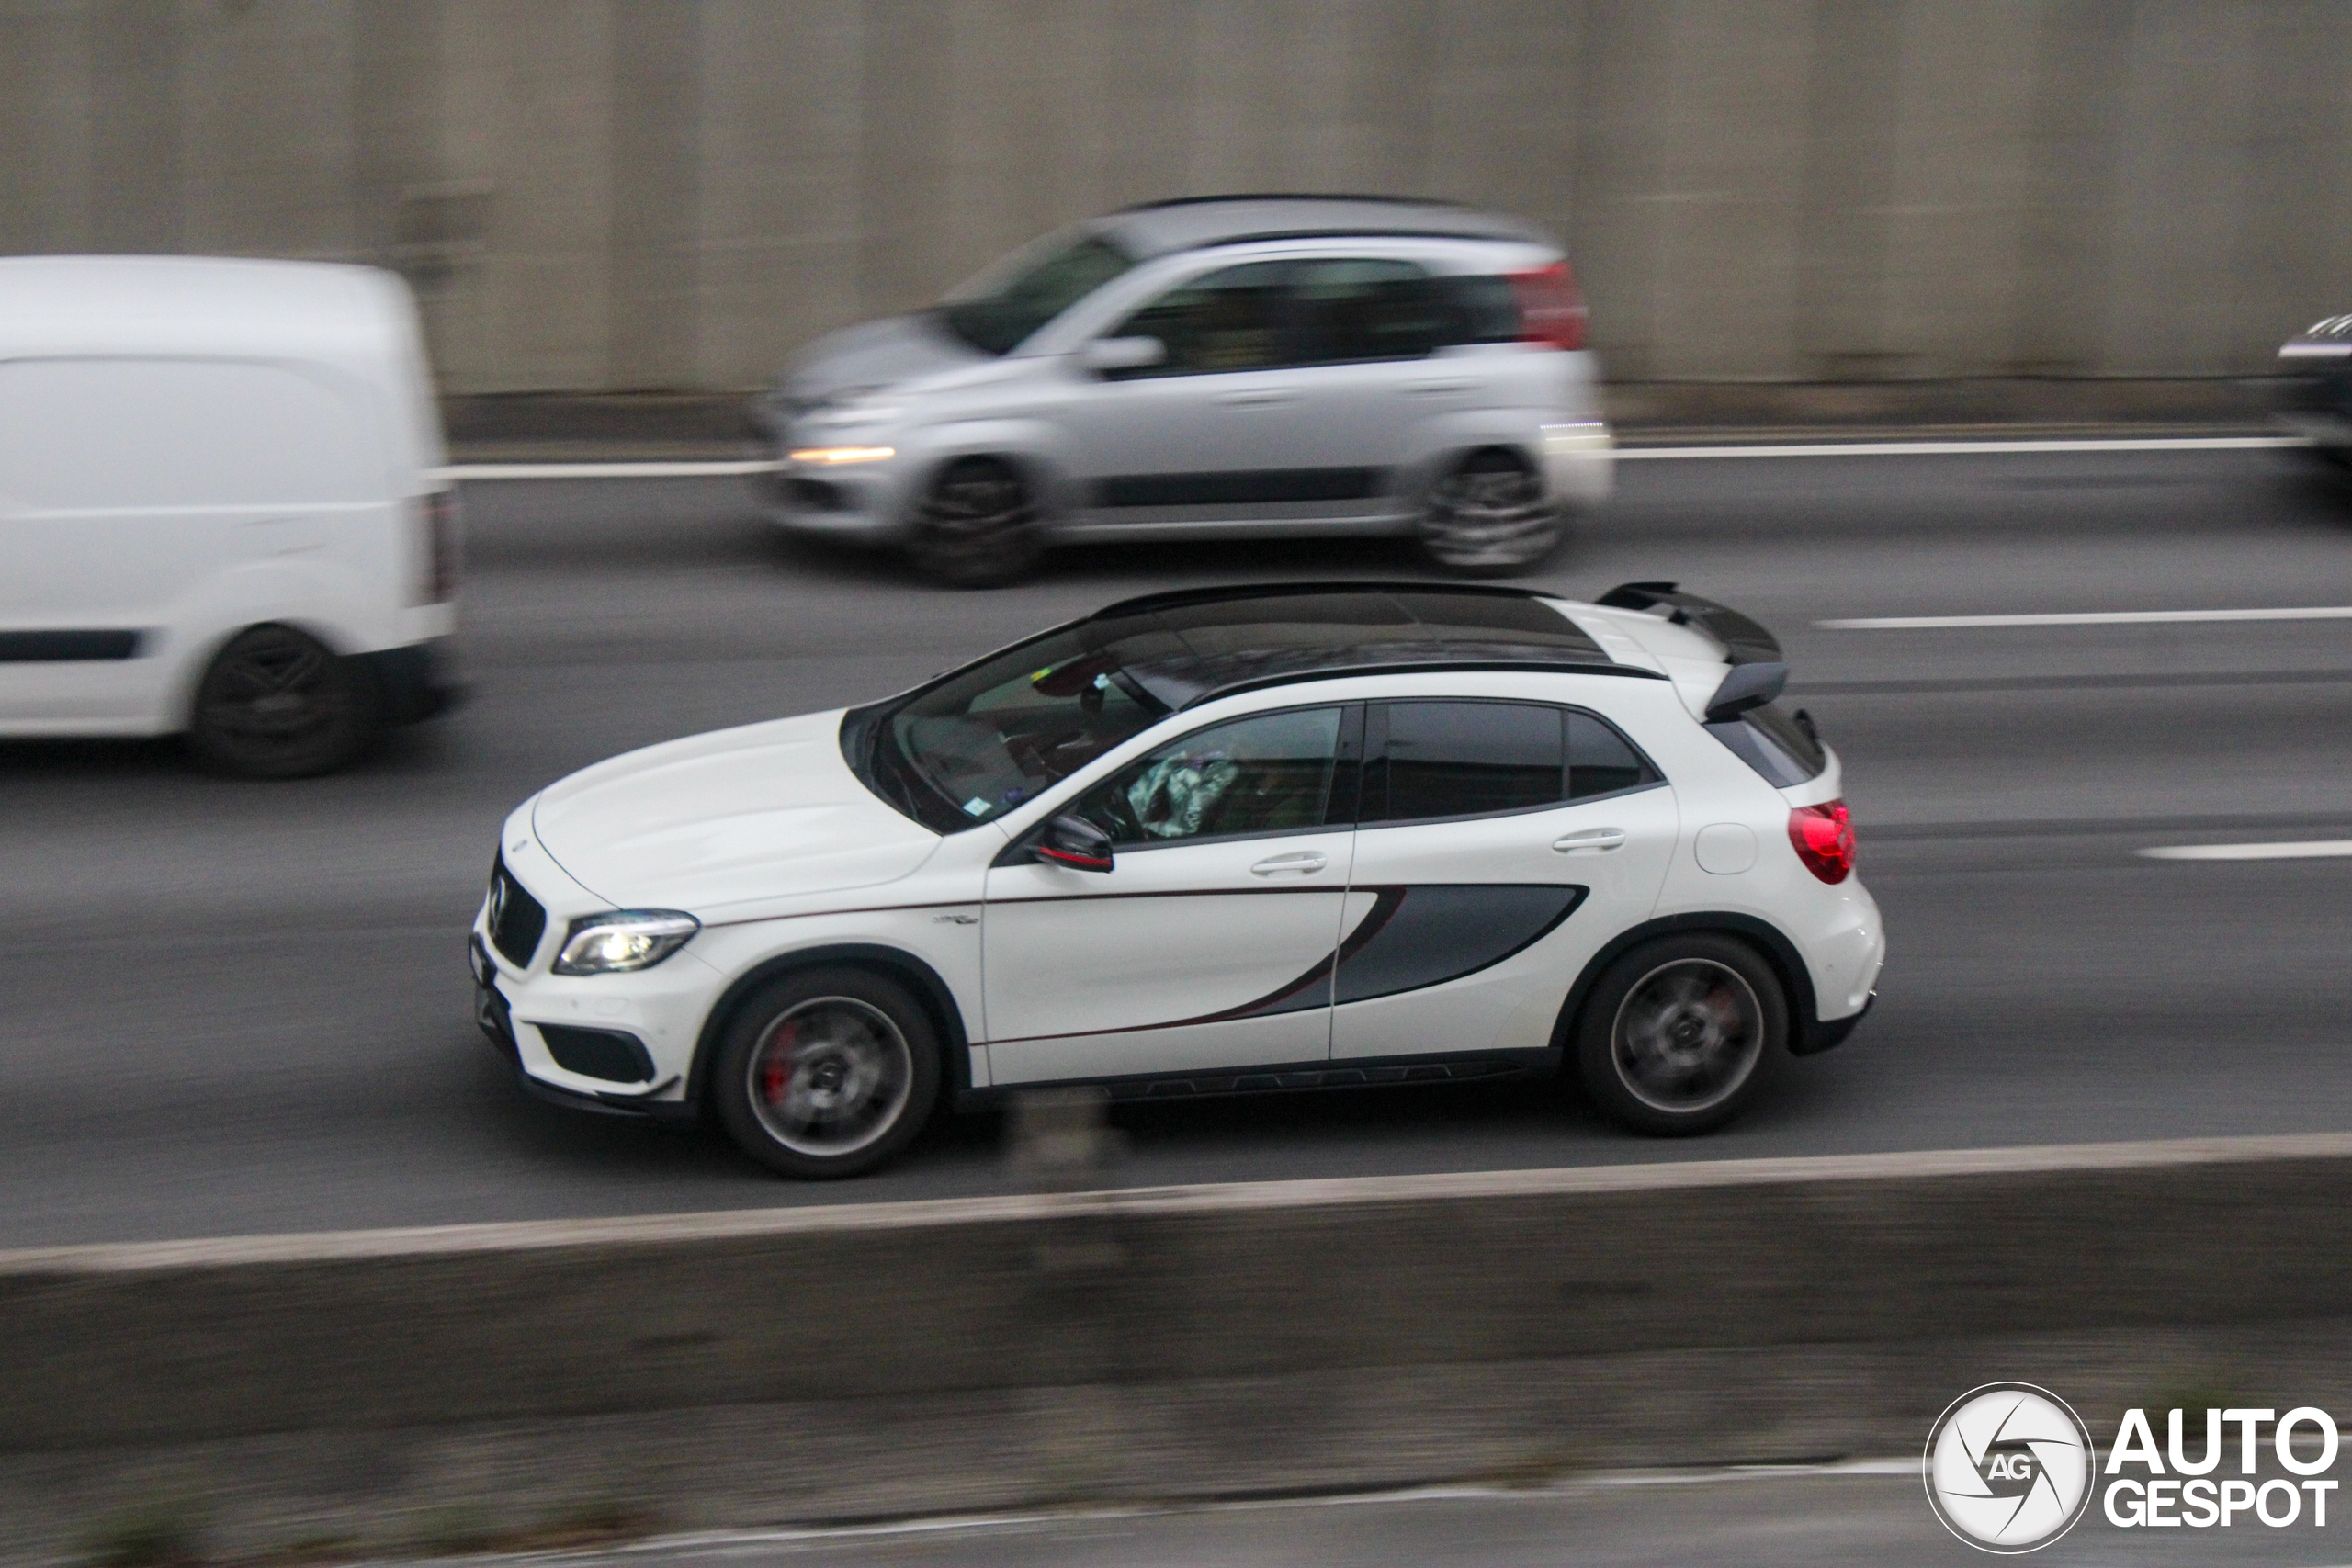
[756,196,1613,585]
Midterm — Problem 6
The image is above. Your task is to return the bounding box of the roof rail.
[1117,192,1466,213]
[1092,581,1545,622]
[1182,658,1667,710]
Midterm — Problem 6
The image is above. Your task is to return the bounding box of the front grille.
[488,855,548,968]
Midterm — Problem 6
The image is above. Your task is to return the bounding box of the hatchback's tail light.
[1509,261,1588,351]
[1789,800,1856,884]
[414,489,461,604]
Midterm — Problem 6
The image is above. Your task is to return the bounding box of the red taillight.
[416,490,461,604]
[1509,260,1588,351]
[1789,800,1855,884]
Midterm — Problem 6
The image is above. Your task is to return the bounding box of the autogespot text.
[2103,1407,2341,1529]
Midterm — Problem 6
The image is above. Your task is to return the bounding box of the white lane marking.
[475,1461,1928,1562]
[434,434,2304,481]
[1821,606,2352,629]
[2140,840,2352,862]
[438,460,782,480]
[1619,435,2302,459]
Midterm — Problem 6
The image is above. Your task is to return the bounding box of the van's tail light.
[1789,800,1856,884]
[1509,261,1588,351]
[414,489,461,604]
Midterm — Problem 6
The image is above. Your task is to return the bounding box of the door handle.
[1250,850,1329,875]
[1402,378,1474,395]
[1215,389,1300,407]
[1553,829,1626,854]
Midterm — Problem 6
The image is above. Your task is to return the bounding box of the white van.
[0,256,458,777]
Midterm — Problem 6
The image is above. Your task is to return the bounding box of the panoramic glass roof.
[1075,585,1614,709]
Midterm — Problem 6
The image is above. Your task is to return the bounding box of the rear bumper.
[360,637,464,726]
[1539,422,1614,508]
[1794,990,1874,1056]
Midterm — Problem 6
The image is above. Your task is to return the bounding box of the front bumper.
[766,450,913,540]
[469,880,715,1121]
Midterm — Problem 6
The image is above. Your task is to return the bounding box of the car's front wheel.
[908,457,1043,587]
[711,966,942,1178]
[1573,934,1786,1135]
[1419,449,1563,575]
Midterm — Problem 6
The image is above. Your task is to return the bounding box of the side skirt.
[953,1046,1559,1111]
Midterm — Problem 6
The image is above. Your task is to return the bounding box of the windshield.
[846,626,1169,835]
[939,231,1135,355]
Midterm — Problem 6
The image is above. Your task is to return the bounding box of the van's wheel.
[1419,449,1561,575]
[909,457,1043,587]
[1574,934,1786,1135]
[187,625,379,779]
[711,966,942,1179]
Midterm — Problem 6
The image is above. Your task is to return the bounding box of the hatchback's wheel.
[908,457,1043,586]
[1574,934,1786,1135]
[186,624,379,779]
[1419,449,1562,575]
[711,966,942,1178]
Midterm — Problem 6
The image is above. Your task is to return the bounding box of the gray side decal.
[1332,884,1586,1006]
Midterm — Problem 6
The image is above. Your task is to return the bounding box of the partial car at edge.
[2278,313,2352,470]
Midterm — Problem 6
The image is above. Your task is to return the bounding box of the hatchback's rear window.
[1704,701,1826,787]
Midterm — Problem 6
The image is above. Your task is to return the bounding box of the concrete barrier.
[8,1134,2352,1559]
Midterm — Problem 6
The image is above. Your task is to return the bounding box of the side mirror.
[1079,335,1166,375]
[1703,660,1789,724]
[1032,812,1114,873]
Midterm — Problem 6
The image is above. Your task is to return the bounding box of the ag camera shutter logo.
[1925,1383,2097,1552]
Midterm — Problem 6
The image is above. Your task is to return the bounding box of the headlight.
[788,445,898,465]
[552,910,700,975]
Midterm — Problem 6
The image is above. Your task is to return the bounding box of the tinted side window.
[1074,706,1343,846]
[1289,258,1451,365]
[1568,711,1658,798]
[1437,275,1523,344]
[1365,701,1564,823]
[1112,261,1295,378]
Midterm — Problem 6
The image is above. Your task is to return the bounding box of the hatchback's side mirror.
[1033,812,1114,872]
[1704,660,1789,724]
[1079,335,1166,375]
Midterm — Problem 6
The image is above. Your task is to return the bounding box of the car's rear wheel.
[1574,934,1786,1135]
[711,966,942,1179]
[1419,448,1562,575]
[186,624,380,779]
[908,457,1043,587]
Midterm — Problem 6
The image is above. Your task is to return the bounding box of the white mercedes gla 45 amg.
[472,583,1883,1178]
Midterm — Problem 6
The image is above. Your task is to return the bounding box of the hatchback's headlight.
[553,910,700,975]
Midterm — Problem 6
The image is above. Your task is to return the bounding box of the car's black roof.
[1097,196,1556,261]
[1072,583,1634,710]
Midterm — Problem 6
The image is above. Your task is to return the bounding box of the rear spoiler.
[1594,581,1782,667]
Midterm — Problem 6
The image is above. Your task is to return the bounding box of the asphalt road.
[422,1467,2352,1568]
[6,447,2351,1247]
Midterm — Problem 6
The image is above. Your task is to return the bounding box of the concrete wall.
[8,1134,2352,1558]
[2,0,2348,394]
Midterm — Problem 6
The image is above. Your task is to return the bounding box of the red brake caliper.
[760,1021,798,1103]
